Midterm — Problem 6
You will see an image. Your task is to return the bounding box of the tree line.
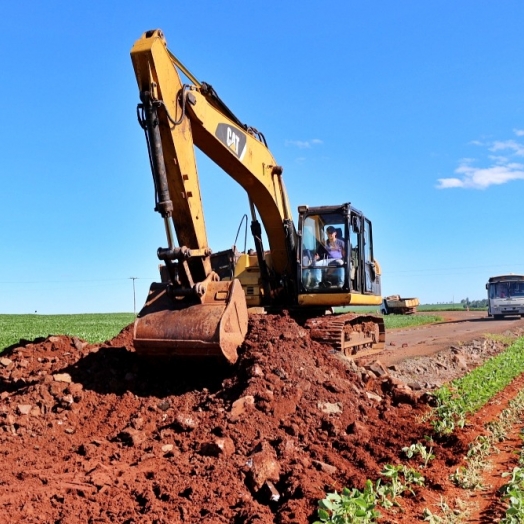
[461,298,488,309]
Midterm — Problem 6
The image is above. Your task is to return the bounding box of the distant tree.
[460,298,488,309]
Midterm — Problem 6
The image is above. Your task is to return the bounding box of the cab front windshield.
[301,213,349,290]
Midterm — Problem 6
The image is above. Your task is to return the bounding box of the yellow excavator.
[130,29,385,364]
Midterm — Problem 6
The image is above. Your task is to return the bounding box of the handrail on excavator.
[167,49,201,88]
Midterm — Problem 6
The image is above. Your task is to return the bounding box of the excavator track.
[305,313,385,358]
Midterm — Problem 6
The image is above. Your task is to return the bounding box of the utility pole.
[130,277,137,316]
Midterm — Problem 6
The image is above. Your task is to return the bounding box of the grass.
[384,314,442,329]
[0,303,464,354]
[337,306,443,329]
[0,313,135,352]
[418,303,466,312]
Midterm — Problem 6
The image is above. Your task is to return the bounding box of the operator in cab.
[311,226,345,288]
[316,226,345,261]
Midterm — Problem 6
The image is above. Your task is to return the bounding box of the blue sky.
[1,1,523,314]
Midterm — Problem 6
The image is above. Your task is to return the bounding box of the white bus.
[486,274,524,319]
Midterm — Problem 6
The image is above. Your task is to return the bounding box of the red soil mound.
[0,313,470,523]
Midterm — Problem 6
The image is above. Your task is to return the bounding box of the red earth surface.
[1,311,524,523]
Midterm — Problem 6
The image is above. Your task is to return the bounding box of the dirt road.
[377,310,524,366]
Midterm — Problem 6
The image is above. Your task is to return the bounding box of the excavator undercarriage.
[305,313,385,357]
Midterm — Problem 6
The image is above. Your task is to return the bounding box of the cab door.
[363,218,377,294]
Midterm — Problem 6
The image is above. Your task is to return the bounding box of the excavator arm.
[131,30,295,279]
[132,30,293,363]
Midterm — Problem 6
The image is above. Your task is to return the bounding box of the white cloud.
[437,162,524,189]
[285,138,323,149]
[490,139,524,156]
[436,177,464,189]
[438,130,524,189]
[487,155,509,163]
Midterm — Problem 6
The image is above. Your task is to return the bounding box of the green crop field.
[0,313,135,353]
[0,307,449,354]
[383,313,443,328]
[418,303,477,312]
[335,306,444,329]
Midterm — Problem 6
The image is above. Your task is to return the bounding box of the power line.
[386,263,524,275]
[0,277,156,285]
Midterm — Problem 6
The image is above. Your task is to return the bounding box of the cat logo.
[215,123,247,161]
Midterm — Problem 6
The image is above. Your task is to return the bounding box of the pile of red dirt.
[0,313,486,523]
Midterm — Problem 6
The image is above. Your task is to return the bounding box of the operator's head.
[326,226,336,236]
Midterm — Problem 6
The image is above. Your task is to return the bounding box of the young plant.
[500,467,524,524]
[466,435,491,459]
[403,442,435,468]
[374,478,394,509]
[314,480,380,524]
[402,466,425,492]
[376,463,426,509]
[449,464,484,490]
[430,387,467,436]
[422,497,470,523]
[380,464,407,500]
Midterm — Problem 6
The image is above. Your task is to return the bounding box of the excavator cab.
[295,203,385,356]
[297,204,381,301]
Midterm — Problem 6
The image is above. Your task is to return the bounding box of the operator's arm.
[315,243,326,259]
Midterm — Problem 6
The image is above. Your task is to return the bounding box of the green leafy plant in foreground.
[314,481,380,523]
[377,464,424,507]
[429,386,467,436]
[500,467,524,524]
[314,459,427,522]
[428,337,524,436]
[378,464,406,502]
[403,441,435,468]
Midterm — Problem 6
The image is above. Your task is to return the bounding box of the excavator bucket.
[133,279,249,364]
